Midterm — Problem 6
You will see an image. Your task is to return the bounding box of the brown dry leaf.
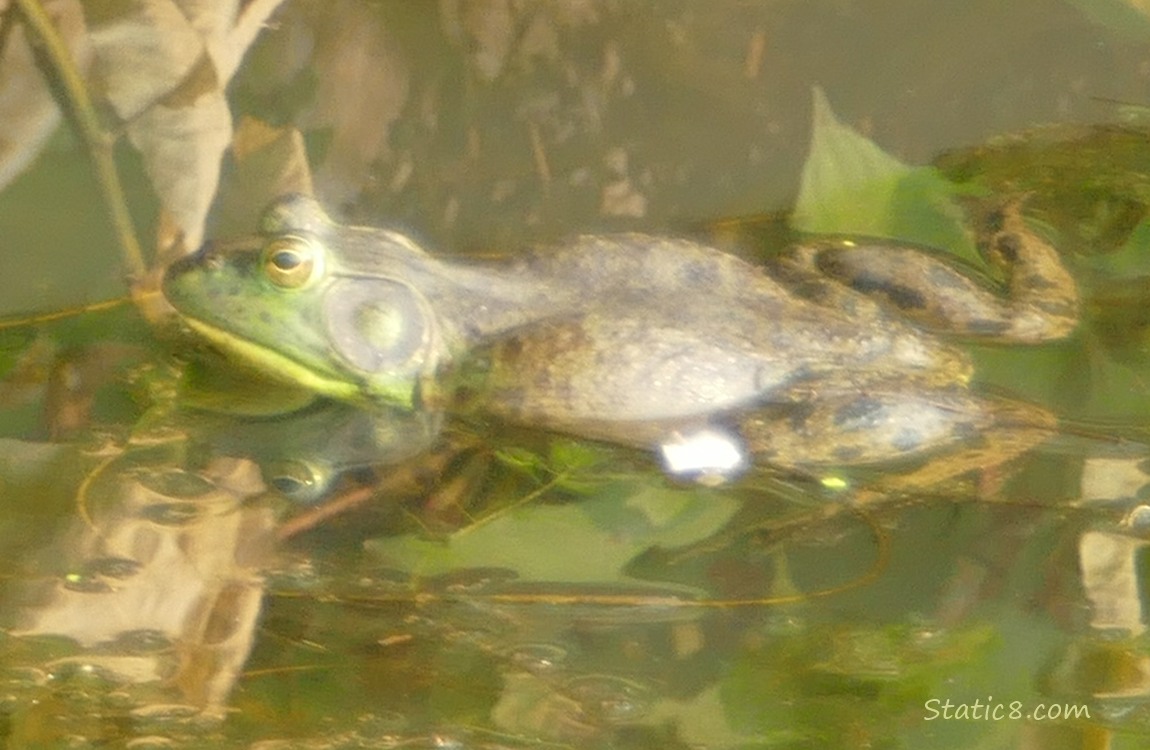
[2,0,289,264]
[133,116,312,323]
[298,0,410,207]
[85,0,286,255]
[212,116,314,237]
[11,454,275,714]
[126,77,233,256]
[84,0,208,121]
[0,0,88,190]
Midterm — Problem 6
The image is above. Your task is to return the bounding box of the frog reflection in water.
[163,195,1079,489]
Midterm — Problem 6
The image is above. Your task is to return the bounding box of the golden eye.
[261,236,323,289]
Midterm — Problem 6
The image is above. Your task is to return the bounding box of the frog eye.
[261,235,324,289]
[262,459,330,504]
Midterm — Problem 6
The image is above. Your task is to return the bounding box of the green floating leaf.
[367,482,740,584]
[794,87,980,265]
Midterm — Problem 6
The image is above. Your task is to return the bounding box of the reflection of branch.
[12,0,145,278]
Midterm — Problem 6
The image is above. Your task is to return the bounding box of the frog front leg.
[785,199,1080,343]
[738,382,1056,491]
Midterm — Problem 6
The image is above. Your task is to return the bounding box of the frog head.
[163,195,445,409]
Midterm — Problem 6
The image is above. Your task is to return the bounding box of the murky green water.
[4,0,1150,747]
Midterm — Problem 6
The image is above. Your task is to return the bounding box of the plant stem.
[12,0,146,278]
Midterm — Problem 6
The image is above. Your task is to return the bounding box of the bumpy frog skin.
[163,195,1079,486]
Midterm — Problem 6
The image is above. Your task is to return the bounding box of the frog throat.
[180,316,415,408]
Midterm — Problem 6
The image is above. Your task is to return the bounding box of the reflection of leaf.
[367,482,739,584]
[794,87,979,265]
[126,87,232,253]
[0,0,87,191]
[84,0,268,253]
[85,0,207,122]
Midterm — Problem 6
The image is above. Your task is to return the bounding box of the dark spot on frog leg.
[841,272,928,311]
[980,207,1006,234]
[832,396,885,426]
[789,279,837,305]
[840,274,875,293]
[885,284,929,311]
[811,249,848,276]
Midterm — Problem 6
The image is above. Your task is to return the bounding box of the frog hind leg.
[739,388,1056,492]
[787,198,1079,344]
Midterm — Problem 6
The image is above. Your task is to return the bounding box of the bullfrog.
[163,195,1079,487]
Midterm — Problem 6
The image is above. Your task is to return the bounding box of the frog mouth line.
[179,315,366,403]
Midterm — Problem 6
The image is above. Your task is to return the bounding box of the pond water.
[3,0,1150,747]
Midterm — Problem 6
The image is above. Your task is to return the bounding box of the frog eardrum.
[322,278,437,375]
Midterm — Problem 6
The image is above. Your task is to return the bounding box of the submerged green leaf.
[794,87,979,265]
[367,482,740,584]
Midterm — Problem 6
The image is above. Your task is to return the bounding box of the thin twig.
[12,0,146,278]
[0,295,133,329]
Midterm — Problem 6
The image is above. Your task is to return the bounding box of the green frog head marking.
[164,196,445,408]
